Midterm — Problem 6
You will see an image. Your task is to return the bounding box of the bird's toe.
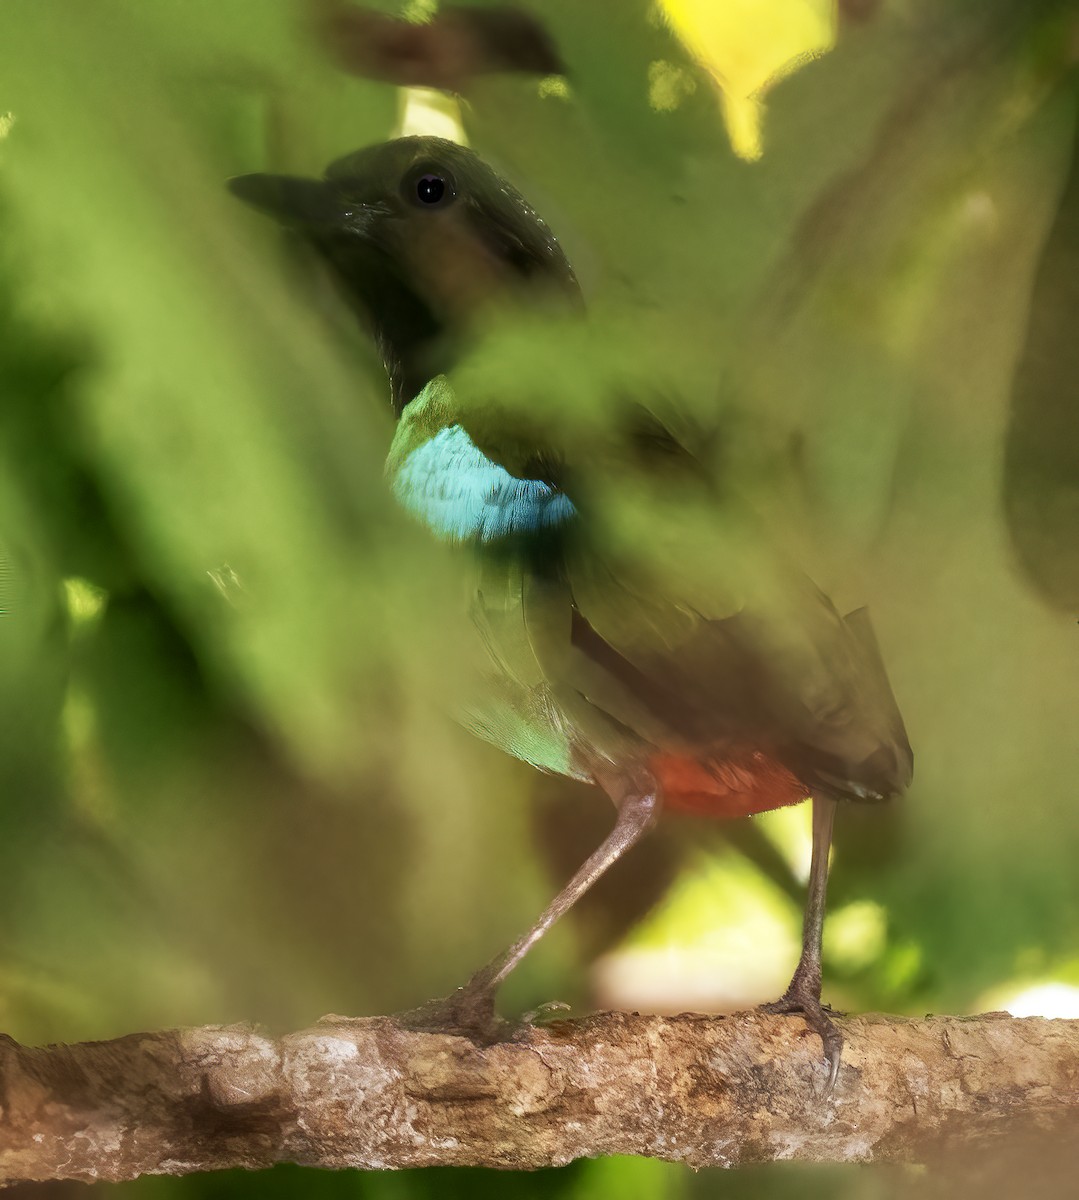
[394,976,509,1043]
[759,988,844,1096]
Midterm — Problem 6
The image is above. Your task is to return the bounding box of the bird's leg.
[397,786,661,1040]
[761,794,843,1091]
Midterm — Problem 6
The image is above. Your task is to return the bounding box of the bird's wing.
[563,510,911,797]
[537,407,912,797]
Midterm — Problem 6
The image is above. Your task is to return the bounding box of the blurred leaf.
[311,2,565,90]
[0,14,1078,1197]
[1004,115,1079,611]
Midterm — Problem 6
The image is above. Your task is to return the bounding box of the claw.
[760,988,844,1098]
[394,970,509,1043]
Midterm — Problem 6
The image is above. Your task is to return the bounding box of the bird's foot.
[393,963,525,1045]
[394,969,574,1045]
[760,985,844,1096]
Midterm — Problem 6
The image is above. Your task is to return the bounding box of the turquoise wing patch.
[392,422,576,543]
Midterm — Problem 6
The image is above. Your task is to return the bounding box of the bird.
[229,135,913,1088]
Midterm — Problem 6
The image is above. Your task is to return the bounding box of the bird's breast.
[390,421,576,543]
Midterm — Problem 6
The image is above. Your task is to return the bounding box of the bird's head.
[229,136,580,411]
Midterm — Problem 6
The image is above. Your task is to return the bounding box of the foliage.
[1,0,1077,1195]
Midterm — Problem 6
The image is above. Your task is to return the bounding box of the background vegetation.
[1,0,1077,1195]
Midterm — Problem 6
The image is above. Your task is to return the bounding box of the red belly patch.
[650,751,809,819]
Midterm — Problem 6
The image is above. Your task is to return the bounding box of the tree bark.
[2,1010,1078,1184]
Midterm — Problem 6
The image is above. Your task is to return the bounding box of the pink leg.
[761,794,842,1092]
[399,787,660,1037]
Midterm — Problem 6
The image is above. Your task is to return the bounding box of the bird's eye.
[417,174,445,204]
[406,165,456,208]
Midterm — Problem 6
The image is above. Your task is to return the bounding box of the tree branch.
[2,1010,1077,1183]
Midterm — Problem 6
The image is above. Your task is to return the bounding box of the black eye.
[406,165,456,208]
[416,173,446,204]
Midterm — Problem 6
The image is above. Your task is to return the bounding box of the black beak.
[227,173,355,228]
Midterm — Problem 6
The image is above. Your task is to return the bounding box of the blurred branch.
[3,1009,1079,1182]
[311,1,564,90]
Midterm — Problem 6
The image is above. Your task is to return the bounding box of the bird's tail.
[808,608,914,803]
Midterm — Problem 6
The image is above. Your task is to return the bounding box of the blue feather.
[392,423,576,543]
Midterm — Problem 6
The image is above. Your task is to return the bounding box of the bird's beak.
[227,173,357,229]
